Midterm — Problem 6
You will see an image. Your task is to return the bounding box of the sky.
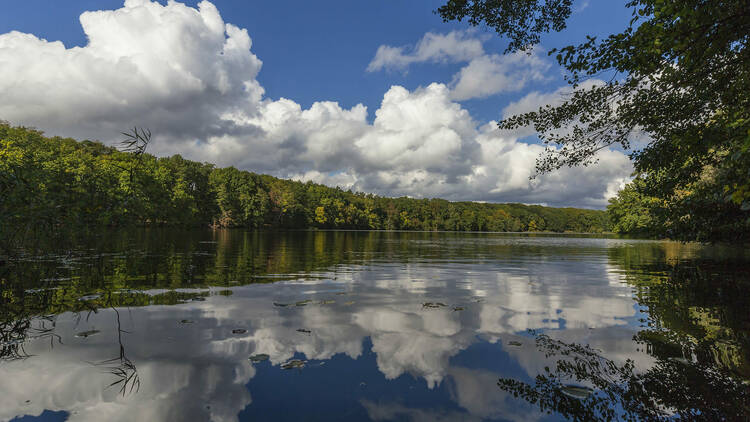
[0,0,636,208]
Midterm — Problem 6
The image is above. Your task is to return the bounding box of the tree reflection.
[90,307,140,397]
[1,267,141,395]
[1,264,62,361]
[500,251,750,421]
[498,332,750,421]
[608,248,750,379]
[0,314,60,362]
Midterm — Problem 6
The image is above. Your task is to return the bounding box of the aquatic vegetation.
[75,330,100,338]
[560,385,594,400]
[249,354,270,363]
[281,359,306,370]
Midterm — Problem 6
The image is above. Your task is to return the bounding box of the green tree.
[437,0,750,242]
[607,176,660,236]
[0,122,614,249]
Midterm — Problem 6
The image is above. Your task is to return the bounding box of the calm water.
[1,230,748,421]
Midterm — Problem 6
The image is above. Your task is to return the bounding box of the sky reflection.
[1,231,740,421]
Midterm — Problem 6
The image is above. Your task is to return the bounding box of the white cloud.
[449,48,552,101]
[0,0,632,208]
[367,33,553,101]
[0,0,263,144]
[366,30,485,72]
[501,79,604,119]
[576,0,592,13]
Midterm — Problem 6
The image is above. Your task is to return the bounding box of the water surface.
[1,230,748,421]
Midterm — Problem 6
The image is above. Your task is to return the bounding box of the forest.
[0,122,610,249]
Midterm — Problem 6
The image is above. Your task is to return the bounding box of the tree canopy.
[0,123,610,253]
[438,0,750,242]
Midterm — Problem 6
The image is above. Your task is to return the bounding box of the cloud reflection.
[0,239,648,421]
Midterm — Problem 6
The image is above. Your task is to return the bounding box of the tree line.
[0,122,609,249]
[606,174,750,243]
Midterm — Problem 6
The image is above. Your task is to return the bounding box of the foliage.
[436,0,573,52]
[608,172,750,242]
[437,0,750,242]
[0,123,610,252]
[606,176,660,236]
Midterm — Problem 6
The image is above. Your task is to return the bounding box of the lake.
[1,230,748,421]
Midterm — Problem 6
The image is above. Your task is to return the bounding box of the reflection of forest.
[497,332,750,421]
[492,244,750,421]
[607,243,750,380]
[2,230,614,314]
[1,230,459,357]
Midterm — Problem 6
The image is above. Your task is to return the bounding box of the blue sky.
[0,0,635,207]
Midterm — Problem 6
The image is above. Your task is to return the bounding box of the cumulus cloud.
[0,0,632,208]
[501,79,604,119]
[366,30,486,72]
[0,0,263,143]
[367,32,552,100]
[449,48,552,100]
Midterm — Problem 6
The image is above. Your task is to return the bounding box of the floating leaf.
[180,319,194,324]
[319,300,335,305]
[249,354,270,363]
[190,297,206,302]
[232,328,247,334]
[281,359,306,370]
[508,341,523,347]
[75,330,100,338]
[273,302,290,307]
[453,306,465,312]
[297,328,311,334]
[423,302,446,309]
[561,384,594,399]
[295,300,312,306]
